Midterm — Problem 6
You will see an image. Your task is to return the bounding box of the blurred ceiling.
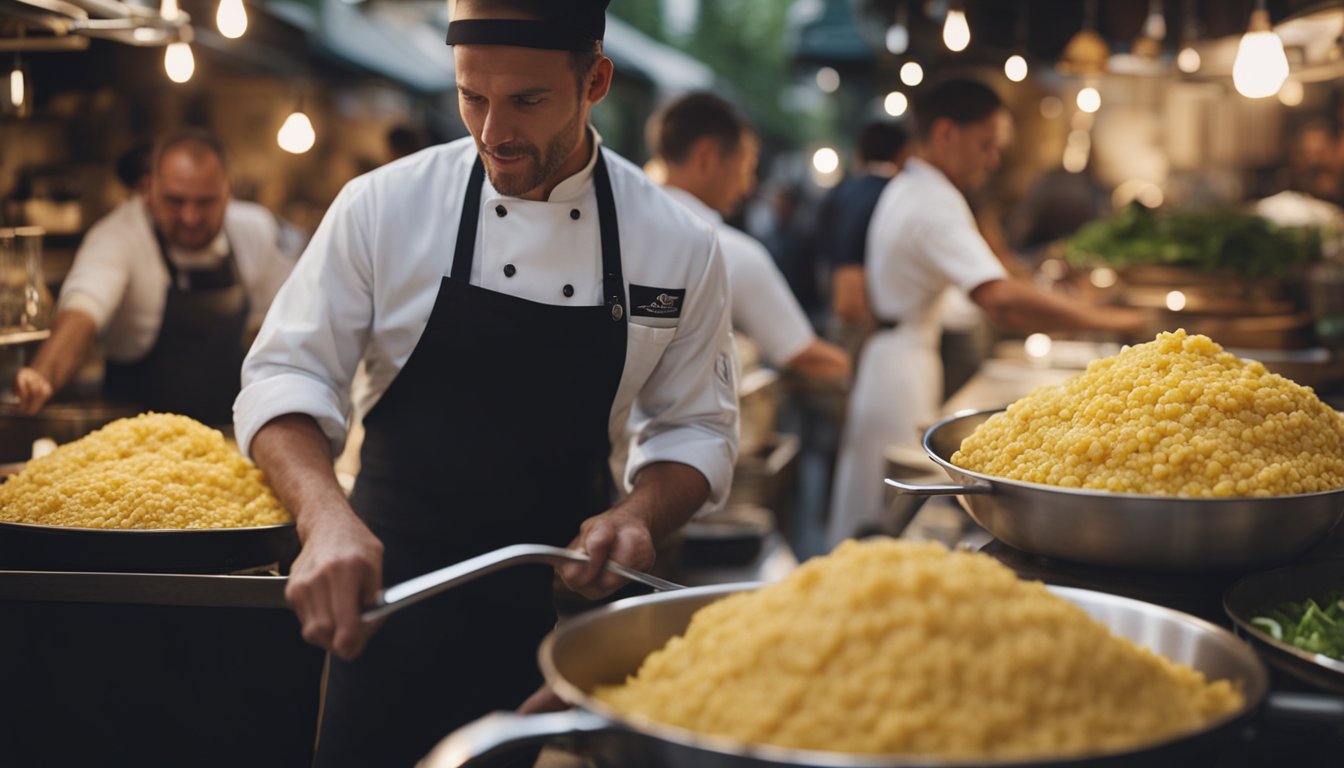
[795,0,1344,71]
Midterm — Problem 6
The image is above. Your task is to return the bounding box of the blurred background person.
[650,91,850,381]
[828,77,1146,546]
[12,128,294,425]
[815,120,911,361]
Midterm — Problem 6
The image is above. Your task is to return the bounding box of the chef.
[828,77,1146,546]
[11,129,292,426]
[233,1,738,765]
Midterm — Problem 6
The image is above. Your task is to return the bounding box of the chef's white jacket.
[661,186,815,367]
[828,157,1007,545]
[235,135,740,507]
[57,196,294,363]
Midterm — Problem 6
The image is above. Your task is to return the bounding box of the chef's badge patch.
[630,285,686,318]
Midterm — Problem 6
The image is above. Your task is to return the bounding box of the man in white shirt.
[235,1,737,764]
[651,91,850,380]
[828,77,1146,546]
[11,129,292,426]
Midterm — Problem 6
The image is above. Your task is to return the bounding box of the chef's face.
[937,108,1008,192]
[454,41,610,200]
[148,145,230,251]
[710,131,759,217]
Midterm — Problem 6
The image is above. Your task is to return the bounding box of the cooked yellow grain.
[0,412,289,529]
[952,330,1344,496]
[594,539,1243,759]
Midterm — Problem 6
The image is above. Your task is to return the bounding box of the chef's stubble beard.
[483,103,586,197]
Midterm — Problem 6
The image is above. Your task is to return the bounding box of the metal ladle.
[362,543,683,623]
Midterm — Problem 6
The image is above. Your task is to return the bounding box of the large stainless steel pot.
[885,409,1344,571]
[422,582,1268,768]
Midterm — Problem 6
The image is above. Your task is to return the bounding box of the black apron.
[315,153,629,768]
[102,230,248,427]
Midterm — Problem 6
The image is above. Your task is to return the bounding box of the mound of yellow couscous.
[595,539,1243,759]
[952,330,1344,497]
[0,413,289,529]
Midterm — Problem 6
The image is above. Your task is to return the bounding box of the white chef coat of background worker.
[58,195,292,363]
[662,186,814,366]
[828,156,1007,544]
[235,132,740,522]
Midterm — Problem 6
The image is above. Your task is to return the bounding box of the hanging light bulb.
[1077,85,1101,113]
[6,55,30,118]
[278,109,316,154]
[1278,78,1304,107]
[1003,3,1030,84]
[886,2,909,54]
[160,0,179,20]
[1175,0,1201,73]
[884,91,908,117]
[164,42,194,83]
[1232,2,1289,99]
[899,61,924,87]
[1143,0,1167,40]
[1177,46,1201,73]
[217,0,248,39]
[943,6,970,53]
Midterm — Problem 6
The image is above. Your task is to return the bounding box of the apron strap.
[450,158,486,284]
[591,151,625,322]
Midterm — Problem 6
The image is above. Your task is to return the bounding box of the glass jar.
[0,226,51,334]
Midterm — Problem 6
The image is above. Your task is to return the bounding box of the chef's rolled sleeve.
[624,237,739,509]
[233,372,350,459]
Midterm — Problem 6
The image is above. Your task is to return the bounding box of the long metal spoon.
[362,542,683,623]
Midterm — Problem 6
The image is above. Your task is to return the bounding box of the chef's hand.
[285,511,384,660]
[517,684,568,714]
[559,507,656,600]
[12,367,52,414]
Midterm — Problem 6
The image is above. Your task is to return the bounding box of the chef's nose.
[480,108,514,149]
[179,202,203,227]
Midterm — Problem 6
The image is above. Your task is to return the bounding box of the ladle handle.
[363,543,683,623]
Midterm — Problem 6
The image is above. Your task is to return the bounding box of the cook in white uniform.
[13,129,292,425]
[234,2,738,764]
[651,91,850,380]
[828,78,1146,546]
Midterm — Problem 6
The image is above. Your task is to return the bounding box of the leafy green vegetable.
[1064,205,1321,279]
[1251,589,1344,660]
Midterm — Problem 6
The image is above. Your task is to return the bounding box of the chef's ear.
[583,55,614,106]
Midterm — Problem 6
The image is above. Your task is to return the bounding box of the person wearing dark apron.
[102,230,248,427]
[312,153,629,766]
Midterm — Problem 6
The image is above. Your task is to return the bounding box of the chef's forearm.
[28,309,97,392]
[250,412,356,541]
[622,461,711,543]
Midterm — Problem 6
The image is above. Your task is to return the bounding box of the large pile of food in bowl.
[952,330,1344,496]
[594,539,1243,760]
[0,413,289,529]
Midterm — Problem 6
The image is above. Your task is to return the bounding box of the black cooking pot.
[0,518,298,573]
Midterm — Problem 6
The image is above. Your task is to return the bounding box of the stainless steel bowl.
[885,409,1344,571]
[425,582,1267,768]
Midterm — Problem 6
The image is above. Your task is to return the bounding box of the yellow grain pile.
[0,413,289,529]
[952,330,1344,496]
[595,539,1243,760]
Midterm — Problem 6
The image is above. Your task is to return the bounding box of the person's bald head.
[148,129,231,251]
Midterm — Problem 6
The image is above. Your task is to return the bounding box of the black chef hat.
[446,0,611,52]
